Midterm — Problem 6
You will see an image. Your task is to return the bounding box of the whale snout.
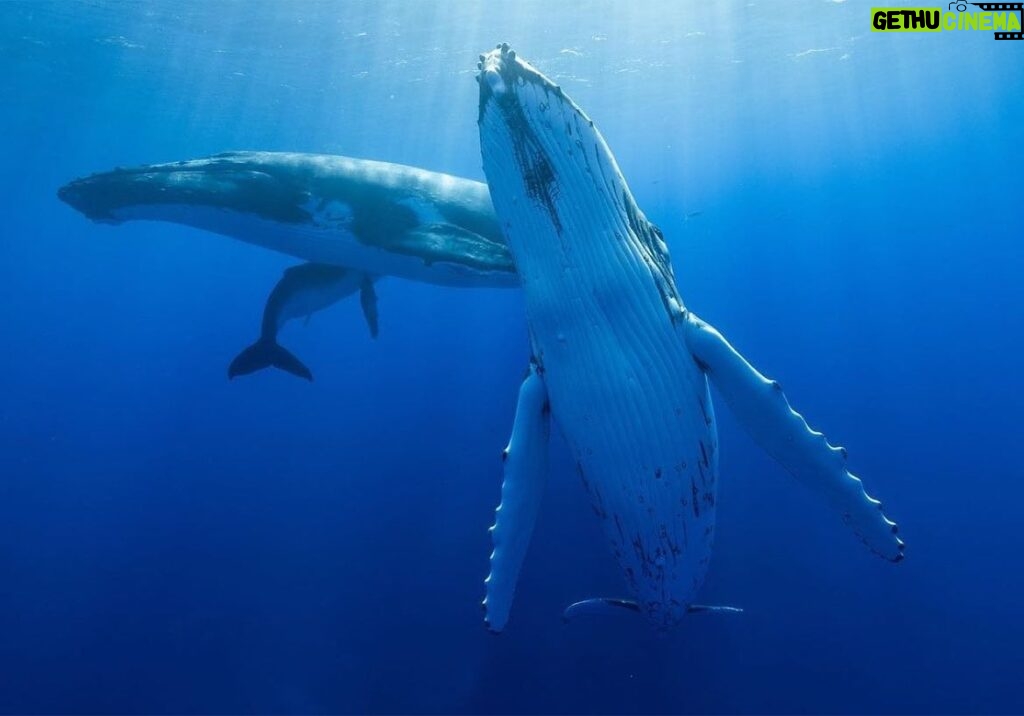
[57,176,122,224]
[477,43,522,115]
[476,43,575,135]
[479,43,513,95]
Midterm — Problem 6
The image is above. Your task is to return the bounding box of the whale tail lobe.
[228,338,313,381]
[562,598,742,625]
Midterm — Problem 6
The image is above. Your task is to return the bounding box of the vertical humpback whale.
[477,44,903,632]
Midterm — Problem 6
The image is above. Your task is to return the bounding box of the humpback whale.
[58,152,516,287]
[477,44,903,632]
[59,152,517,378]
[228,263,378,381]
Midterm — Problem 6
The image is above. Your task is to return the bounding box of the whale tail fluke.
[562,598,641,623]
[562,598,742,625]
[228,338,313,381]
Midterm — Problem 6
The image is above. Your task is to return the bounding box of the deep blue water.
[2,1,1023,713]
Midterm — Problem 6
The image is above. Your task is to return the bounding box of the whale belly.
[113,204,518,288]
[532,283,719,629]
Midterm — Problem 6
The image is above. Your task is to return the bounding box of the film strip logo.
[952,2,1024,38]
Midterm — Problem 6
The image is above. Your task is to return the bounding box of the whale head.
[477,44,576,252]
[57,153,313,226]
[477,44,680,308]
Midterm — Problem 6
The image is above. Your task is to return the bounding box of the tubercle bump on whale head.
[476,43,576,128]
[477,43,558,123]
[477,42,517,119]
[480,42,515,95]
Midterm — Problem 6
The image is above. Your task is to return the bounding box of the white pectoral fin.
[484,362,550,633]
[683,313,904,562]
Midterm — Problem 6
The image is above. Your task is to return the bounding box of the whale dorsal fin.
[484,362,550,633]
[682,312,904,562]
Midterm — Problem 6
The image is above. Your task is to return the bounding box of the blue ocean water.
[1,1,1022,712]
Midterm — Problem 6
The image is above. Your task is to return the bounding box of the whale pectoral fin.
[401,224,516,275]
[484,362,550,633]
[682,313,904,562]
[359,276,379,339]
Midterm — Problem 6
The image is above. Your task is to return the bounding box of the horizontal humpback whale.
[58,152,515,287]
[477,44,903,632]
[59,152,516,378]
